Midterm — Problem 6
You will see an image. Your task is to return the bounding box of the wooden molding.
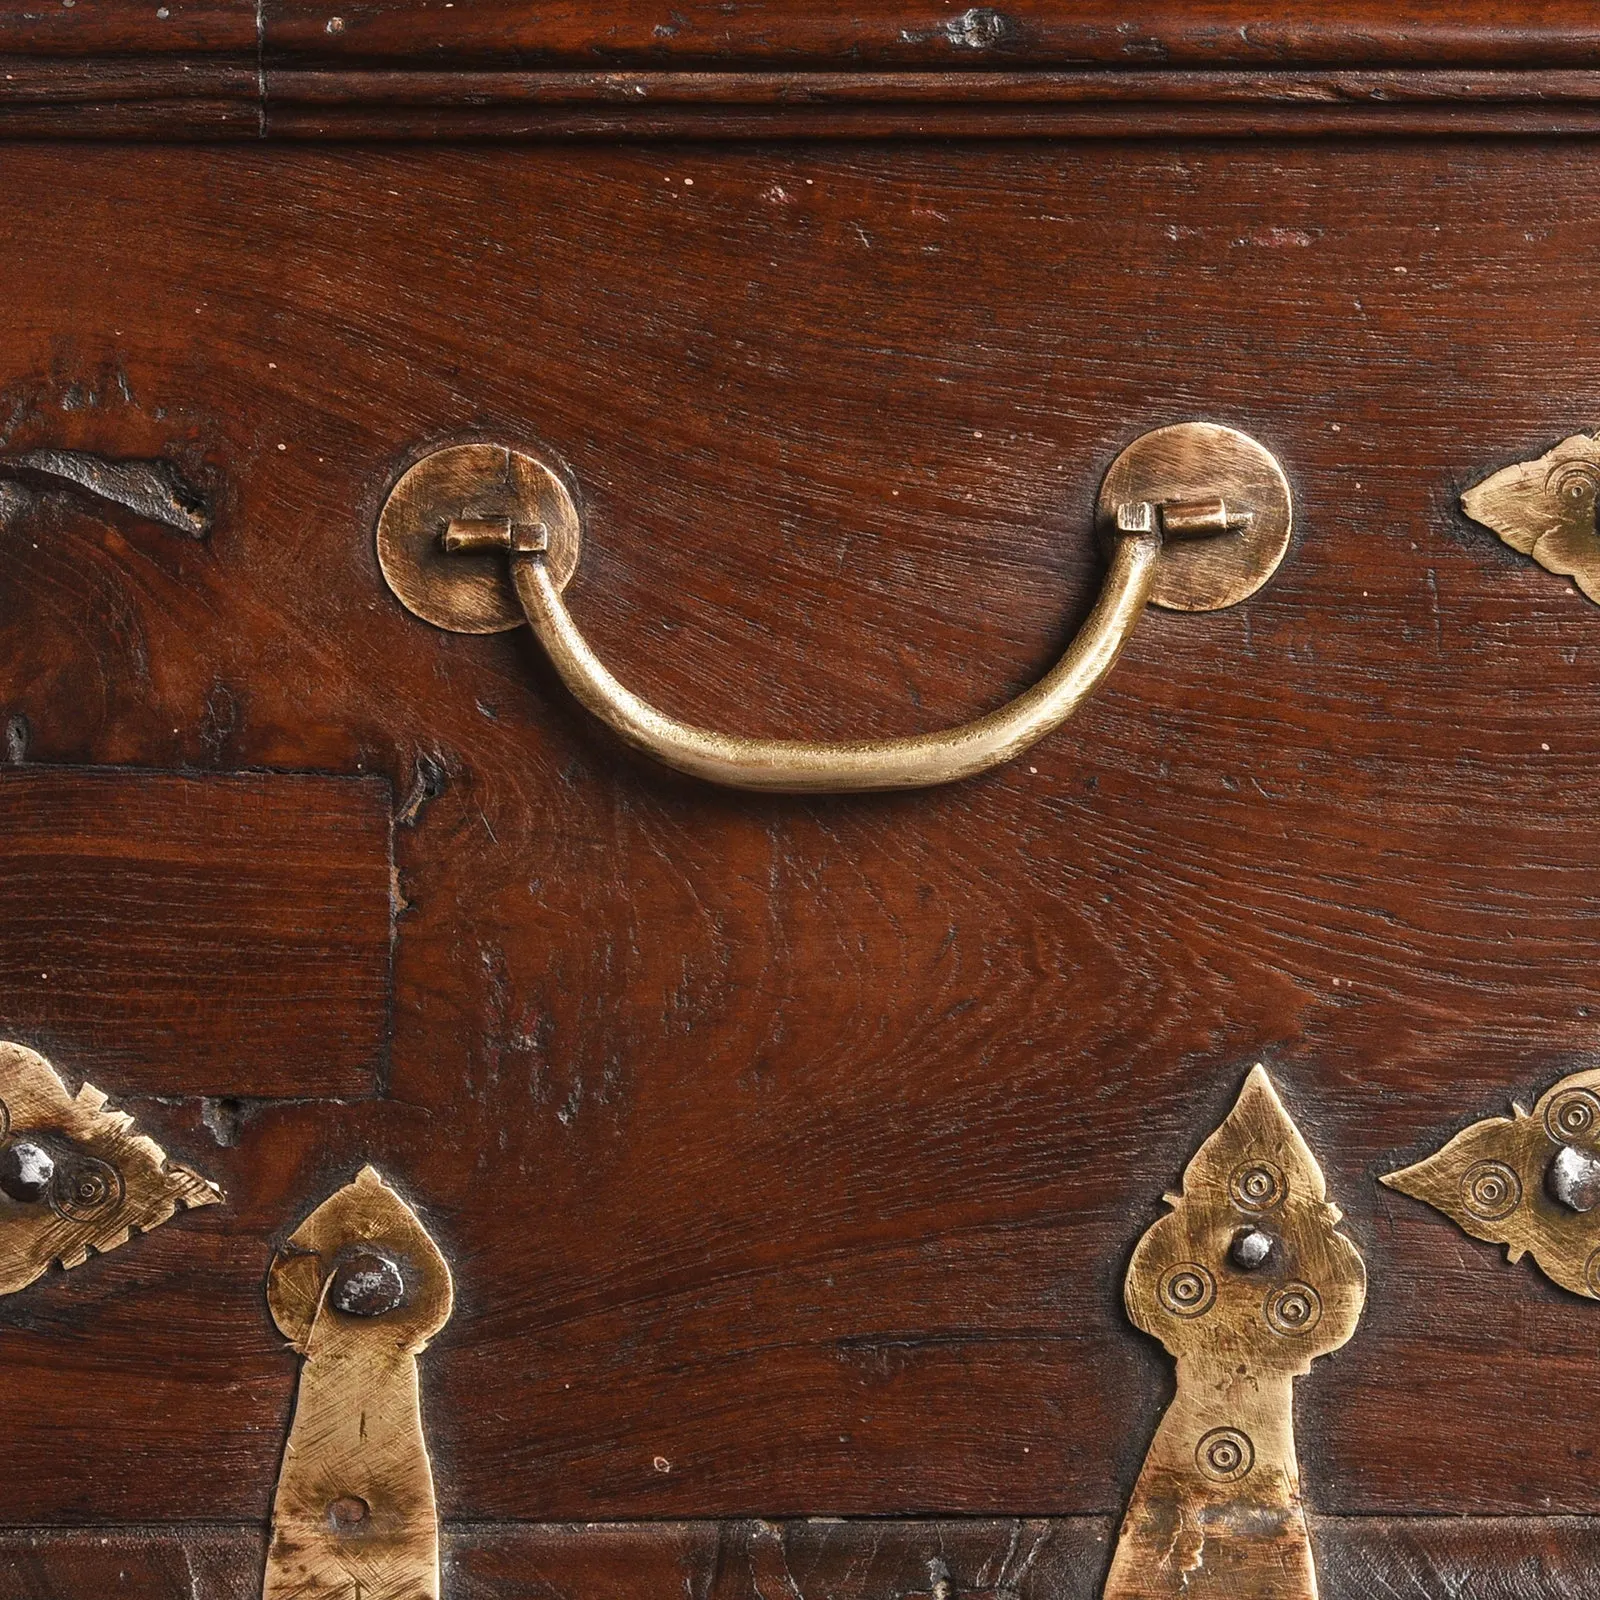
[11,64,1600,139]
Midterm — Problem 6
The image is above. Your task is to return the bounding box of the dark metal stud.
[1229,1227,1276,1271]
[329,1250,407,1316]
[0,1140,55,1204]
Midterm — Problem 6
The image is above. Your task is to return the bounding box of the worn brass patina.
[0,1040,220,1297]
[377,441,582,634]
[1384,1067,1600,1295]
[1096,423,1292,612]
[1106,1066,1366,1600]
[1462,433,1600,603]
[378,423,1291,792]
[265,1165,454,1600]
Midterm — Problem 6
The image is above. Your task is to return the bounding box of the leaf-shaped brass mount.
[265,1166,454,1600]
[1105,1066,1366,1600]
[0,1040,220,1296]
[1383,1066,1600,1297]
[1462,432,1600,603]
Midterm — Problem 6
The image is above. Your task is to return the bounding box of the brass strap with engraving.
[265,1166,453,1600]
[1107,1066,1366,1600]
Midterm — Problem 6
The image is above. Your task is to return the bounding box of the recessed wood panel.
[0,769,390,1097]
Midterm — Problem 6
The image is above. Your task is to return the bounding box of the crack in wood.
[0,447,210,538]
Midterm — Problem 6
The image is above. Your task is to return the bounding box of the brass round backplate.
[1096,422,1292,612]
[377,442,582,634]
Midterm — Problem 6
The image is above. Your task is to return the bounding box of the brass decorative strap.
[1386,1066,1600,1293]
[0,1041,220,1299]
[378,422,1292,794]
[1462,431,1600,603]
[1109,1066,1366,1600]
[265,1166,453,1600]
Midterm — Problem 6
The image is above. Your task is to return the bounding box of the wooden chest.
[4,4,1600,1595]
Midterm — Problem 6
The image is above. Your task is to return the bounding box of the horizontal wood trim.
[8,0,1600,70]
[12,65,1600,138]
[0,769,391,1097]
[3,1518,1596,1598]
[258,68,1600,107]
[217,1,1600,71]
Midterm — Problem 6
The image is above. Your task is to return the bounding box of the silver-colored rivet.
[1230,1227,1275,1271]
[1547,1144,1600,1213]
[329,1250,407,1316]
[0,1140,55,1204]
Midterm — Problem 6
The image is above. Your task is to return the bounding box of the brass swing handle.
[509,508,1161,793]
[378,423,1292,795]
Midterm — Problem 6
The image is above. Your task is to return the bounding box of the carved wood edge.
[12,66,1600,140]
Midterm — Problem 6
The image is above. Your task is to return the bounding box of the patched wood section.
[0,770,390,1096]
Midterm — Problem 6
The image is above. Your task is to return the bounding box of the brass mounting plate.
[0,1040,220,1297]
[1384,1066,1600,1296]
[377,442,581,634]
[1097,422,1293,612]
[1106,1065,1365,1600]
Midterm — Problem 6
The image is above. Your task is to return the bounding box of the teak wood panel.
[9,0,1600,66]
[0,769,390,1097]
[2,137,1600,1547]
[9,1516,1600,1600]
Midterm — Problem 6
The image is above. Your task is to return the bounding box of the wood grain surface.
[0,770,390,1097]
[6,1517,1600,1598]
[262,0,1600,69]
[16,65,1600,141]
[4,124,1600,1583]
[8,0,1600,67]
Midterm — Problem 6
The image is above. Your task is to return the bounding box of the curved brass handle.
[377,423,1291,794]
[509,535,1159,793]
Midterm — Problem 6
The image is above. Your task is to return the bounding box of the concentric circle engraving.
[49,1155,124,1222]
[1196,1426,1255,1483]
[1460,1158,1522,1222]
[1230,1159,1286,1213]
[1584,1247,1600,1299]
[1158,1262,1217,1319]
[1545,1088,1600,1148]
[1265,1281,1324,1337]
